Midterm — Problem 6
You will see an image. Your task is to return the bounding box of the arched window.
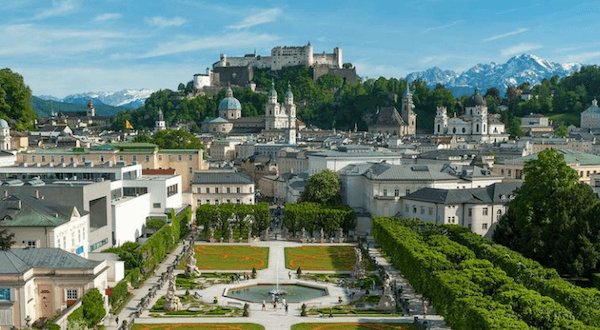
[476,123,479,132]
[462,127,466,133]
[483,124,486,132]
[452,127,456,134]
[496,209,502,221]
[437,124,440,133]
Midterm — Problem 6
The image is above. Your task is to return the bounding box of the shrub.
[82,288,106,327]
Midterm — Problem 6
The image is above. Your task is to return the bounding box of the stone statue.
[320,228,325,243]
[300,227,307,243]
[228,226,234,243]
[352,247,366,280]
[247,227,253,243]
[377,276,396,310]
[262,227,270,241]
[185,248,201,277]
[338,227,344,243]
[208,226,215,243]
[164,275,183,311]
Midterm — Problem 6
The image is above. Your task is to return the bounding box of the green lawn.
[132,323,264,330]
[194,245,269,270]
[285,246,356,271]
[291,323,416,330]
[548,112,579,126]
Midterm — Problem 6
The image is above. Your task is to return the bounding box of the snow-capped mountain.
[406,54,582,96]
[39,89,155,109]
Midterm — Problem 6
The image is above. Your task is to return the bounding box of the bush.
[82,288,106,327]
[146,217,166,230]
[196,203,269,239]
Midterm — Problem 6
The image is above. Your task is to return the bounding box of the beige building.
[493,149,600,185]
[16,143,207,192]
[191,170,255,206]
[0,248,108,329]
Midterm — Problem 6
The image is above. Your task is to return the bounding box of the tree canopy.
[299,169,342,205]
[0,68,36,130]
[82,288,106,327]
[493,149,600,277]
[134,129,203,149]
[0,229,15,250]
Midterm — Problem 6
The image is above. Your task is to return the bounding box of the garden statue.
[208,226,215,243]
[352,247,366,280]
[262,227,270,241]
[247,227,253,243]
[164,275,183,311]
[338,227,344,243]
[320,228,325,243]
[300,227,307,243]
[377,276,396,310]
[228,226,234,243]
[185,248,201,277]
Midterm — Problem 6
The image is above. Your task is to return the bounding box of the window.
[168,155,173,161]
[496,209,502,221]
[159,155,163,161]
[27,240,36,248]
[42,156,46,162]
[420,206,425,214]
[236,199,241,204]
[394,189,400,197]
[428,207,433,216]
[226,187,231,194]
[215,187,219,194]
[413,206,417,213]
[66,289,78,300]
[132,155,137,162]
[482,223,488,230]
[189,154,193,161]
[0,288,10,301]
[145,155,150,162]
[153,203,161,208]
[100,156,104,162]
[189,167,192,174]
[226,199,231,203]
[468,208,472,217]
[383,189,388,197]
[467,224,472,230]
[405,189,410,195]
[236,187,241,193]
[205,187,210,193]
[482,207,488,216]
[206,199,210,204]
[167,184,178,197]
[178,155,182,161]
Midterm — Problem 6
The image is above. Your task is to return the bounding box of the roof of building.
[13,248,100,269]
[496,149,600,166]
[404,182,521,204]
[0,194,83,228]
[142,168,176,175]
[0,250,30,274]
[582,99,600,114]
[192,170,253,184]
[218,87,242,112]
[371,107,405,127]
[0,119,9,129]
[339,162,496,182]
[466,89,486,107]
[205,117,230,124]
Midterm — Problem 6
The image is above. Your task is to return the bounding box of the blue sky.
[1,0,599,97]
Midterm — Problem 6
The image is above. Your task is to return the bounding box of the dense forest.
[114,65,600,136]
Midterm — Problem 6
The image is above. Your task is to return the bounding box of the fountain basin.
[225,283,328,303]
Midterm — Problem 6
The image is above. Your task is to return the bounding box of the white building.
[434,89,509,143]
[264,82,297,145]
[339,162,504,217]
[400,182,520,237]
[0,193,89,257]
[192,170,255,205]
[307,145,402,175]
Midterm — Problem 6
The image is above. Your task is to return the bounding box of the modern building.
[401,182,520,237]
[0,248,108,329]
[434,89,509,143]
[192,170,255,206]
[520,113,553,136]
[0,193,89,257]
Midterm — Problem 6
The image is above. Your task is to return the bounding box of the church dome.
[466,89,486,107]
[268,81,278,99]
[0,119,9,128]
[218,86,242,111]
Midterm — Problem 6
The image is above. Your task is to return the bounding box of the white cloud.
[33,0,77,20]
[146,16,187,28]
[483,28,528,42]
[94,13,122,22]
[422,20,463,33]
[352,61,406,79]
[563,51,600,64]
[228,8,282,30]
[500,43,542,57]
[141,32,279,58]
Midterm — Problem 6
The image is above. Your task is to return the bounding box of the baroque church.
[434,89,509,143]
[368,86,417,137]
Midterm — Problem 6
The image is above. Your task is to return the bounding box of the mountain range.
[406,54,582,96]
[38,89,155,109]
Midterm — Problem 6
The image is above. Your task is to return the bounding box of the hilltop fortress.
[194,43,357,89]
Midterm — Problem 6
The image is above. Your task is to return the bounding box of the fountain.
[268,264,287,300]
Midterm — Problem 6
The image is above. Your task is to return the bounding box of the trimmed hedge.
[446,225,600,326]
[196,203,269,239]
[374,218,592,329]
[284,202,355,237]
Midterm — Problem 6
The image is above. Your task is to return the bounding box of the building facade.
[192,170,255,206]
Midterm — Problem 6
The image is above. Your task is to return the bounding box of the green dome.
[218,87,242,111]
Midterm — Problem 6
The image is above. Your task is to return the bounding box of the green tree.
[82,288,106,328]
[555,123,568,137]
[494,149,600,276]
[0,68,36,130]
[152,129,203,149]
[299,169,341,205]
[0,228,15,250]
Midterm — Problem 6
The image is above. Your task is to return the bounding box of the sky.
[1,0,599,97]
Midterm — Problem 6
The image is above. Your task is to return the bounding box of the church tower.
[155,109,166,132]
[0,119,11,151]
[86,99,95,117]
[265,81,284,130]
[434,106,448,135]
[401,85,417,136]
[285,83,297,145]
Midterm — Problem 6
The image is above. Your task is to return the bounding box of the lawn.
[194,245,269,270]
[291,323,416,330]
[285,246,356,271]
[132,323,264,330]
[549,112,579,126]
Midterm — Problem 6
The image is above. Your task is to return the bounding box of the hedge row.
[446,225,600,326]
[109,207,191,311]
[284,202,355,237]
[374,218,593,329]
[373,217,527,329]
[196,203,269,239]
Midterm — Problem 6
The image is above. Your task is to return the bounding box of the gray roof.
[0,194,83,228]
[339,162,496,182]
[13,248,100,269]
[0,250,30,274]
[404,182,521,204]
[192,171,253,184]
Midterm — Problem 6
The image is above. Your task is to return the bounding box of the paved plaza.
[104,237,449,330]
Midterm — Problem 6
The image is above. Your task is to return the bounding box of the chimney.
[17,200,21,209]
[34,190,40,199]
[3,191,7,198]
